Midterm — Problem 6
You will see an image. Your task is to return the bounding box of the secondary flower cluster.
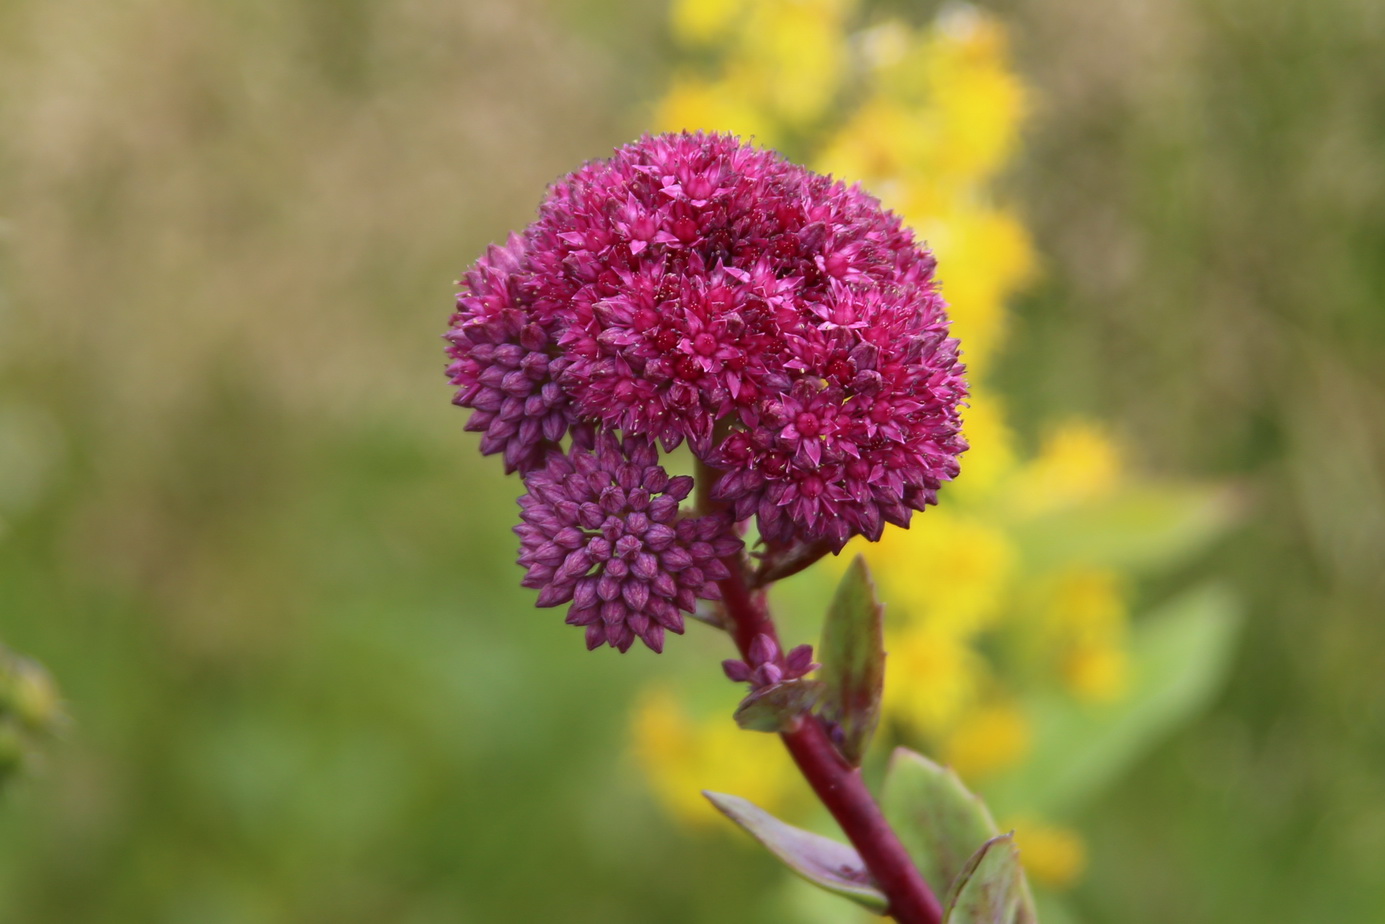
[515,431,741,653]
[447,132,967,652]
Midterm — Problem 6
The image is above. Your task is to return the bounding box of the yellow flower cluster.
[1006,817,1089,891]
[633,1,1123,893]
[662,0,857,141]
[856,421,1133,765]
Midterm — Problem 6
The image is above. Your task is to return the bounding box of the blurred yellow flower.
[922,207,1036,375]
[665,0,857,133]
[924,14,1026,180]
[630,686,803,828]
[817,97,940,199]
[953,389,1018,500]
[855,19,912,73]
[863,511,1017,636]
[1013,421,1125,515]
[737,0,851,127]
[1063,643,1131,703]
[656,75,774,145]
[1007,818,1088,890]
[940,701,1032,780]
[1046,569,1128,643]
[1043,568,1131,702]
[819,10,1025,185]
[883,624,986,738]
[668,0,739,46]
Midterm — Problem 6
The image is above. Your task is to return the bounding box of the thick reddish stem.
[780,721,942,924]
[696,458,941,922]
[715,556,943,924]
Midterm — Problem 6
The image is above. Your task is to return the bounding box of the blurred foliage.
[0,0,1382,923]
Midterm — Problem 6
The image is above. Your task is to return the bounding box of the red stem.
[715,556,943,924]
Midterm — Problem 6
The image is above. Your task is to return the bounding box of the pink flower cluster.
[447,133,966,651]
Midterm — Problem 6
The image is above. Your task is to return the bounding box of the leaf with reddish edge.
[942,834,1037,924]
[881,748,1002,905]
[702,791,889,913]
[886,753,1041,924]
[817,555,885,764]
[733,679,824,732]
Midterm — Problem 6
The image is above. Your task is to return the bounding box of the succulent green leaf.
[702,791,889,912]
[733,679,824,733]
[943,834,1037,924]
[986,583,1242,818]
[817,555,885,764]
[881,748,1001,898]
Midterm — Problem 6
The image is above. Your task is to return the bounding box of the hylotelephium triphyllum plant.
[444,132,1037,924]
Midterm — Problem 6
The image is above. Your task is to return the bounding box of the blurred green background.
[2,0,1383,922]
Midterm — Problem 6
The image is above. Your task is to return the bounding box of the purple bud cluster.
[723,635,819,689]
[447,133,967,652]
[515,432,740,652]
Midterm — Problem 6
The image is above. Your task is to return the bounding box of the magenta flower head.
[447,132,966,651]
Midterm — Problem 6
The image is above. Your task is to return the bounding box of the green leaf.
[881,748,1001,901]
[1030,891,1084,924]
[733,679,824,733]
[986,583,1242,818]
[817,555,885,764]
[943,834,1037,924]
[702,791,889,913]
[1006,483,1240,575]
